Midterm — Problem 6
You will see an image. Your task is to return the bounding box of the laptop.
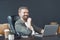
[34,25,58,37]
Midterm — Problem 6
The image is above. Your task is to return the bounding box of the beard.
[22,15,29,22]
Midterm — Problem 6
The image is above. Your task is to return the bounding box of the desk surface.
[0,35,60,40]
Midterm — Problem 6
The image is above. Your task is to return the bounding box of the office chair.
[7,15,21,38]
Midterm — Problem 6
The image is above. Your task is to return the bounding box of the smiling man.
[15,6,44,36]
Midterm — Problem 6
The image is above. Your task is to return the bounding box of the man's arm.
[26,17,44,34]
[32,24,43,34]
[15,20,32,36]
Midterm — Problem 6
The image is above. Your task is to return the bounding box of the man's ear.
[18,13,21,17]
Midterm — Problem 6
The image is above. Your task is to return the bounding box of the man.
[15,6,44,36]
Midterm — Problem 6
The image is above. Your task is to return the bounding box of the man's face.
[19,9,29,21]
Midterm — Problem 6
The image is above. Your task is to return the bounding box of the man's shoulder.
[16,19,21,22]
[15,19,22,24]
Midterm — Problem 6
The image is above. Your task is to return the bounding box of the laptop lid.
[43,25,58,36]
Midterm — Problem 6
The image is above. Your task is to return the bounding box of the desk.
[0,35,60,40]
[0,36,35,40]
[42,35,60,40]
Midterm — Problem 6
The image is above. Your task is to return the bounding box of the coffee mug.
[4,29,10,38]
[8,34,14,40]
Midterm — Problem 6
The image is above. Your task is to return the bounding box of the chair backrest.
[7,15,20,33]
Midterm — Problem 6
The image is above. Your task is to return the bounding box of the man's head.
[18,6,29,21]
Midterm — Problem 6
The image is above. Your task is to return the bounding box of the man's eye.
[24,12,29,13]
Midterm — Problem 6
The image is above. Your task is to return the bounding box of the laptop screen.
[43,25,58,36]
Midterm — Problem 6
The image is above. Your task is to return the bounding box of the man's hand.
[26,17,32,28]
[25,18,34,31]
[27,17,32,26]
[27,18,34,30]
[25,17,32,28]
[41,29,44,34]
[25,18,35,35]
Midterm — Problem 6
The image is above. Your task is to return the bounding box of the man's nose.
[25,13,29,16]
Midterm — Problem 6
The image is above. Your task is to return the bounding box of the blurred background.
[0,0,60,28]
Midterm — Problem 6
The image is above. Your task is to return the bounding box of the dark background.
[0,0,60,28]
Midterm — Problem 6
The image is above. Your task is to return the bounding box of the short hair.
[18,6,28,13]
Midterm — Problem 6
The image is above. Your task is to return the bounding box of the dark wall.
[0,0,60,28]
